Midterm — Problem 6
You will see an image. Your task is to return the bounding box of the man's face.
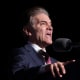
[29,13,53,47]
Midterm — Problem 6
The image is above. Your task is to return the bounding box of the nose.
[47,25,53,31]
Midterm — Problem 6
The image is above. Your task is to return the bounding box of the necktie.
[39,50,51,64]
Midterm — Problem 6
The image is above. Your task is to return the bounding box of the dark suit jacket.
[9,43,58,80]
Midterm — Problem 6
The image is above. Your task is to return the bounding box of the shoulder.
[9,44,33,64]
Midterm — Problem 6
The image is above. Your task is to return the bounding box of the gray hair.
[22,7,49,26]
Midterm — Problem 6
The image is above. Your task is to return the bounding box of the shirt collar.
[28,42,46,52]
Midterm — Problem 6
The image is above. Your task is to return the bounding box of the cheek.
[36,29,44,40]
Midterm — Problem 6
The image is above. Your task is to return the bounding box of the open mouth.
[46,33,52,38]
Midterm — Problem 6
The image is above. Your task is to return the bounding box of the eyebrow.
[40,21,52,24]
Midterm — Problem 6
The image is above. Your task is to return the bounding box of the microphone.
[53,38,80,52]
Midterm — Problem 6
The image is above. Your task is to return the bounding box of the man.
[10,7,75,80]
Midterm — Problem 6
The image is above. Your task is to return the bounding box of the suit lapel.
[24,44,45,65]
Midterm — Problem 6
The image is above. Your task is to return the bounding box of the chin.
[46,41,52,45]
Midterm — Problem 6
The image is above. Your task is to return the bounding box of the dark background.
[2,0,80,80]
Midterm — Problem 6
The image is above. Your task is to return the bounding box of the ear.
[23,25,32,36]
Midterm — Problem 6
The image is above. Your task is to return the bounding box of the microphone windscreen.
[53,38,72,52]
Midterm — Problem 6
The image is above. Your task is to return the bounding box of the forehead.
[33,13,51,22]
